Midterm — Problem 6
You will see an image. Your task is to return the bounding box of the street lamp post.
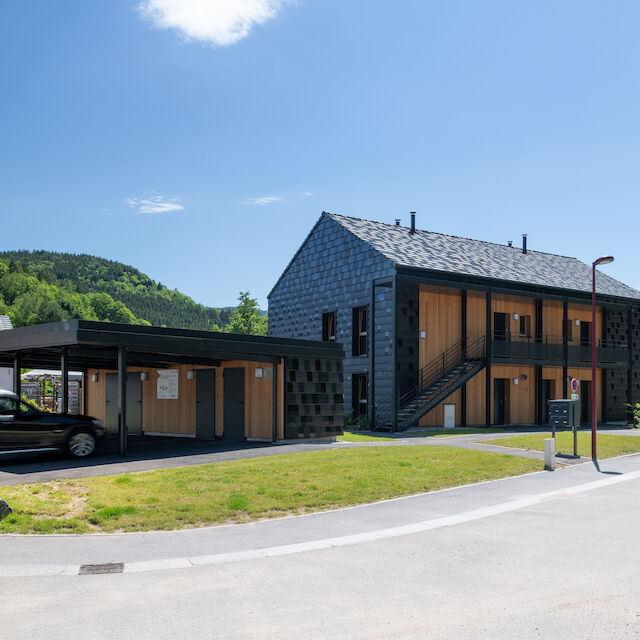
[591,255,615,460]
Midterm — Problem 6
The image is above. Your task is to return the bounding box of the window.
[322,311,336,342]
[580,321,591,346]
[519,315,531,338]
[494,312,507,341]
[352,306,368,356]
[0,397,17,415]
[352,373,368,418]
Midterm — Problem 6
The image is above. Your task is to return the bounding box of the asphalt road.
[0,428,592,486]
[2,455,640,638]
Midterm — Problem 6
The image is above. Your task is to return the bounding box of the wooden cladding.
[418,285,462,369]
[415,285,608,427]
[87,361,285,441]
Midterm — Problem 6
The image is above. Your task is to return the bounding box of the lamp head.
[594,255,614,267]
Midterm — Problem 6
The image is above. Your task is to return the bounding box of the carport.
[0,320,344,456]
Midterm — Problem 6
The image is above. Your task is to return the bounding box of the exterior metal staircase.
[375,336,486,431]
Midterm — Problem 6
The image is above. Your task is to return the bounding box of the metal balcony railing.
[492,331,629,364]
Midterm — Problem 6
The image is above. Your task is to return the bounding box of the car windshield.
[0,397,18,415]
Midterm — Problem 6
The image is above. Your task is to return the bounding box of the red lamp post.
[592,255,614,460]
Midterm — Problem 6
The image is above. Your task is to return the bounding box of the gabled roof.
[326,213,640,300]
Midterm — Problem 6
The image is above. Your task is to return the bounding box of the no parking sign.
[570,378,579,399]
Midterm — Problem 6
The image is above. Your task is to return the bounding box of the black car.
[0,390,106,458]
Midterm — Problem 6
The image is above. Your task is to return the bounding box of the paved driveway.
[1,427,627,486]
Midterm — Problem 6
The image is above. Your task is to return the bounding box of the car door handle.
[53,429,64,433]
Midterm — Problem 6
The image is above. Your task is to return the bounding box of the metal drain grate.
[79,563,124,575]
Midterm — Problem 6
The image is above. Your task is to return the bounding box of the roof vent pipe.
[522,234,528,254]
[395,218,401,226]
[409,212,416,235]
[508,240,513,247]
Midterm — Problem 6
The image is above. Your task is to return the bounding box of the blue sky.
[1,1,638,308]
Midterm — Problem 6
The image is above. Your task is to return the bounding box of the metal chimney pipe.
[508,241,513,247]
[409,212,416,235]
[395,218,401,226]
[522,234,528,254]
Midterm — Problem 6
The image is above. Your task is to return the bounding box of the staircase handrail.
[399,336,485,406]
[397,358,485,429]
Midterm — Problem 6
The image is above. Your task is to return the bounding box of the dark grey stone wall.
[285,357,344,439]
[604,303,640,421]
[269,214,395,419]
[396,283,419,396]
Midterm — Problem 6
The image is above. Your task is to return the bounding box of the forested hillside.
[0,251,233,330]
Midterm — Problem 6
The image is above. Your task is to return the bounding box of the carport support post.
[60,346,69,414]
[12,352,20,397]
[117,347,128,457]
[272,360,278,443]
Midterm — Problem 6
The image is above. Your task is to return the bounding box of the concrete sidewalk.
[1,451,639,576]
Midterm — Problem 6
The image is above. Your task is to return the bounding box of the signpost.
[570,378,579,400]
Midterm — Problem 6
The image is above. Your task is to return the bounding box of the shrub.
[625,403,640,428]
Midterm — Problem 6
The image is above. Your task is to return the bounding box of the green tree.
[88,292,140,324]
[225,292,268,336]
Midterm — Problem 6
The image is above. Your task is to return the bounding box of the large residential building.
[268,212,640,429]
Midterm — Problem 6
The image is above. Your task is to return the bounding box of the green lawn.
[486,431,640,459]
[0,446,542,535]
[338,431,396,442]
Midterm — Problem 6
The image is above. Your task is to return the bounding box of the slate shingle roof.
[326,213,640,300]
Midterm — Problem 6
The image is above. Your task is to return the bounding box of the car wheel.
[66,431,96,458]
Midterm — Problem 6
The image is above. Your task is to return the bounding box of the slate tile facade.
[604,304,640,420]
[269,214,395,421]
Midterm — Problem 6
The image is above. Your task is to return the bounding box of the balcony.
[492,332,629,365]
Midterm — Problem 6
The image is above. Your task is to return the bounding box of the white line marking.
[124,557,193,573]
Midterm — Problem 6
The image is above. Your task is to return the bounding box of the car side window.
[19,402,37,416]
[0,398,18,415]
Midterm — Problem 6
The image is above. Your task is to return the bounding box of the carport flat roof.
[0,320,344,370]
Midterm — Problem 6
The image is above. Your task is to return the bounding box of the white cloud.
[125,195,184,214]
[302,191,314,197]
[137,0,292,47]
[245,194,283,205]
